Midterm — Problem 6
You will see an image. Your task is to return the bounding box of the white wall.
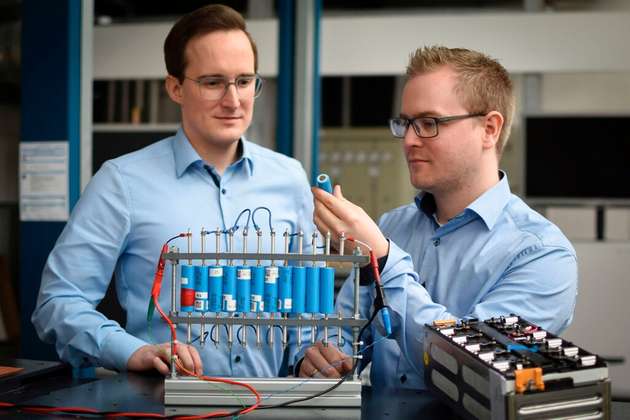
[563,242,630,398]
[93,12,630,79]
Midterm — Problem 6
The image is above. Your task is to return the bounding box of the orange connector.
[433,319,457,328]
[514,367,545,393]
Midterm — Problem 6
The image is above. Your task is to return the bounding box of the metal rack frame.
[162,249,370,407]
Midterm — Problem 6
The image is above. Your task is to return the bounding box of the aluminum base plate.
[164,376,362,407]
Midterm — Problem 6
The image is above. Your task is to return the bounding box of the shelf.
[93,123,179,132]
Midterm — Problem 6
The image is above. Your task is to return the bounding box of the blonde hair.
[406,46,515,156]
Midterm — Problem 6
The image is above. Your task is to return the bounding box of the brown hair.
[406,46,515,155]
[164,4,258,82]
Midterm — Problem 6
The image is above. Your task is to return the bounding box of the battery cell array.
[178,228,336,317]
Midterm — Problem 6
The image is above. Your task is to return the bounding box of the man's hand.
[127,341,203,376]
[298,341,353,378]
[312,185,389,258]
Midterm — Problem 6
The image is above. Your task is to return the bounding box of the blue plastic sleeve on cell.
[236,266,252,313]
[320,267,335,314]
[194,265,209,312]
[180,264,195,312]
[305,266,320,313]
[278,266,293,313]
[263,266,279,313]
[291,266,306,314]
[316,173,333,193]
[251,265,265,312]
[381,307,392,337]
[181,265,194,288]
[222,265,237,312]
[208,265,223,312]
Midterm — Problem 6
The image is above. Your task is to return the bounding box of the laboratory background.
[0,0,629,412]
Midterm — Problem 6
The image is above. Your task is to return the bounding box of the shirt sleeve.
[31,161,148,371]
[469,245,578,333]
[366,239,578,378]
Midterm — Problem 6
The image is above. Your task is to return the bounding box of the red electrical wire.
[345,236,383,286]
[150,242,262,419]
[153,293,179,357]
[22,406,101,415]
[105,412,166,418]
[0,235,263,419]
[171,362,262,420]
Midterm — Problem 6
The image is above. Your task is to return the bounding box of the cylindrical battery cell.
[291,266,306,314]
[208,265,223,312]
[305,266,320,313]
[222,265,237,312]
[263,266,279,313]
[278,266,293,313]
[320,266,335,314]
[180,264,195,312]
[236,266,252,313]
[251,265,265,312]
[194,265,209,312]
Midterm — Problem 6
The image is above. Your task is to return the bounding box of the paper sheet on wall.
[19,141,69,221]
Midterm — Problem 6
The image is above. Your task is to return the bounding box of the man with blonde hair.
[299,46,577,390]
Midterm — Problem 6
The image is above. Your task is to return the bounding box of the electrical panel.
[319,128,417,221]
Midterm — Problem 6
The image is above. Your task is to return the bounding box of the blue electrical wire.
[231,208,252,233]
[252,206,273,232]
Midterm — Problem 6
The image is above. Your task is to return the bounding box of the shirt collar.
[466,171,511,229]
[239,137,254,176]
[414,171,511,230]
[172,127,254,177]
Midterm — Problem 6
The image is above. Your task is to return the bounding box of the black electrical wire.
[190,331,209,344]
[265,324,286,345]
[256,305,384,410]
[209,324,230,345]
[236,325,258,345]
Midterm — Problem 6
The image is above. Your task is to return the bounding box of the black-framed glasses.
[389,112,487,139]
[184,74,263,101]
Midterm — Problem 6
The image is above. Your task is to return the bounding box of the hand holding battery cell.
[313,174,392,337]
[311,177,389,259]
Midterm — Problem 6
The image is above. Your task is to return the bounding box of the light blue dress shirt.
[32,128,315,376]
[335,173,578,390]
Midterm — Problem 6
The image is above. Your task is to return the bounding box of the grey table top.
[0,363,628,419]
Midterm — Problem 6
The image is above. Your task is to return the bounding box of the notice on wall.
[19,141,69,221]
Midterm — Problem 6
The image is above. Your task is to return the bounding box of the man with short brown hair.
[33,4,314,378]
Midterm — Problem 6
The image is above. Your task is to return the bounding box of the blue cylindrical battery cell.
[291,266,306,314]
[305,266,320,313]
[278,266,293,313]
[194,265,209,312]
[236,266,251,313]
[263,266,279,313]
[180,264,195,312]
[222,265,237,312]
[250,266,265,312]
[320,267,335,314]
[208,265,223,312]
[316,173,333,193]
